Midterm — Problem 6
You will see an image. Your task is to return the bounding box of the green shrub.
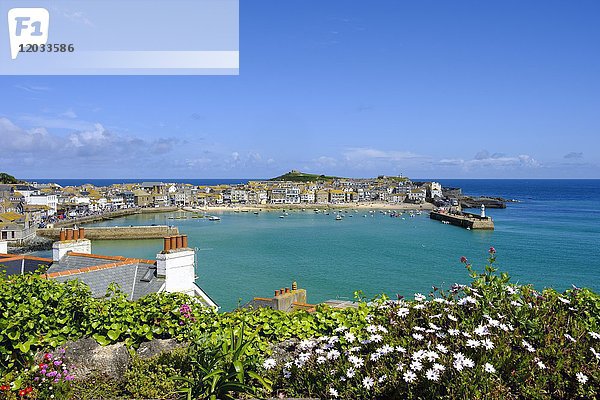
[125,348,190,399]
[69,373,124,400]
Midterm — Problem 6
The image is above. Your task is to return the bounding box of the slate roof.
[45,253,163,301]
[0,254,53,275]
[47,253,119,273]
[51,261,164,300]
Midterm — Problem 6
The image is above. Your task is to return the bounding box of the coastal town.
[0,170,505,246]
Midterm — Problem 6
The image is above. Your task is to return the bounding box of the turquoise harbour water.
[39,180,600,310]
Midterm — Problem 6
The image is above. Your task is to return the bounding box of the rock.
[49,337,131,382]
[136,338,187,359]
[269,338,300,365]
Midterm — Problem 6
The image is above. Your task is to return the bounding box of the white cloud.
[439,150,540,170]
[60,109,78,119]
[0,117,56,152]
[564,152,583,159]
[343,147,424,162]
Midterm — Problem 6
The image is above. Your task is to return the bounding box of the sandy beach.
[183,202,434,213]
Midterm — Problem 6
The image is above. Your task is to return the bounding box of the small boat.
[208,216,221,221]
[253,211,259,215]
[335,215,343,220]
[279,215,285,219]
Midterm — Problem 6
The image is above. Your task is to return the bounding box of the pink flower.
[460,256,468,264]
[489,247,496,254]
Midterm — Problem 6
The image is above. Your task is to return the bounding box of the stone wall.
[37,225,179,240]
[52,206,179,228]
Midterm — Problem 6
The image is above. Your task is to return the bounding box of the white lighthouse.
[481,204,486,218]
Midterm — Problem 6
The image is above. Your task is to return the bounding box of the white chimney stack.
[52,228,92,262]
[156,235,196,295]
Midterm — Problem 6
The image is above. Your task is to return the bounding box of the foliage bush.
[261,250,600,399]
[124,348,189,399]
[1,250,599,399]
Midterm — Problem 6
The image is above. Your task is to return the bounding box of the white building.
[27,194,58,216]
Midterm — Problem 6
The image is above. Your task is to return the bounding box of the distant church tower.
[481,204,486,218]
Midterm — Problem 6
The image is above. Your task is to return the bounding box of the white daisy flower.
[370,334,383,343]
[327,349,340,360]
[466,339,480,348]
[362,376,375,389]
[462,358,475,368]
[379,344,394,355]
[410,360,423,371]
[588,331,600,340]
[432,363,445,372]
[403,370,417,383]
[576,372,588,384]
[557,297,570,304]
[413,304,425,310]
[348,355,364,368]
[344,331,356,343]
[412,333,424,341]
[425,368,440,381]
[329,388,339,398]
[396,346,406,353]
[484,363,496,373]
[447,314,458,322]
[366,325,378,333]
[414,293,426,302]
[448,329,460,336]
[436,344,448,354]
[262,358,276,370]
[346,367,356,378]
[426,351,439,362]
[397,307,410,318]
[316,356,326,364]
[482,339,494,350]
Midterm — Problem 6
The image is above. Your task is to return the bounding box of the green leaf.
[107,329,121,341]
[92,333,111,346]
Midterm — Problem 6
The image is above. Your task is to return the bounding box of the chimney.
[156,235,196,295]
[0,240,7,254]
[52,228,92,262]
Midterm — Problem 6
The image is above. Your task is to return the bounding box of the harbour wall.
[37,225,179,240]
[429,211,494,230]
[52,207,180,228]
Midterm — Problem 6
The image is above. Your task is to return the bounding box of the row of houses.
[0,177,445,243]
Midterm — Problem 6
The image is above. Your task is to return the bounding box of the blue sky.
[1,0,599,179]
